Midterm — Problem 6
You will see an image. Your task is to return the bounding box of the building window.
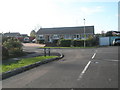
[73,34,80,39]
[53,34,59,39]
[39,35,44,39]
[64,34,71,39]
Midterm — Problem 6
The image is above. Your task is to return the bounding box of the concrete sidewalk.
[22,43,45,47]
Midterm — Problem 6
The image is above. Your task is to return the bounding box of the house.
[3,32,31,42]
[20,34,28,37]
[3,32,20,38]
[36,26,94,43]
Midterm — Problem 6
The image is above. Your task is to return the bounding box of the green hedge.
[58,39,72,47]
[38,40,45,44]
[73,39,97,47]
[58,39,97,47]
[73,40,84,47]
[53,40,59,44]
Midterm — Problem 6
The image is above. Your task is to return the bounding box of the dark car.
[112,38,120,46]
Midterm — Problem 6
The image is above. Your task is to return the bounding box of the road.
[2,45,118,88]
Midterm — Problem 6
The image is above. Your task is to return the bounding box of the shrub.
[2,37,11,44]
[86,36,98,46]
[53,40,59,44]
[52,40,59,46]
[2,45,9,60]
[58,39,72,47]
[3,37,23,57]
[9,48,23,57]
[38,40,45,44]
[73,40,84,47]
[73,38,97,47]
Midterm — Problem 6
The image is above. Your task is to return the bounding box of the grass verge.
[1,56,58,73]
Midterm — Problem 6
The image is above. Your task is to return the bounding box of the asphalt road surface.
[2,46,118,88]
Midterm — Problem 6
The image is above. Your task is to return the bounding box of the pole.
[48,48,50,56]
[83,18,86,47]
[44,48,46,57]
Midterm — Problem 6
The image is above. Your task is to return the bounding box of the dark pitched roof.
[3,32,20,37]
[20,34,28,37]
[36,26,94,35]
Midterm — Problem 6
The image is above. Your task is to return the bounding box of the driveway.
[22,43,45,47]
[2,46,118,88]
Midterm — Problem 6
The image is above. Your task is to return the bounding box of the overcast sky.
[0,0,119,35]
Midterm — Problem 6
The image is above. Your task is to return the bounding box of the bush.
[73,38,97,47]
[73,40,84,47]
[3,37,23,57]
[53,40,59,44]
[86,37,98,46]
[38,40,45,44]
[58,39,72,47]
[2,37,11,44]
[9,48,23,57]
[2,45,9,60]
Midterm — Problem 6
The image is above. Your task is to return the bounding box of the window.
[53,34,59,39]
[39,35,44,39]
[64,34,71,39]
[73,34,80,39]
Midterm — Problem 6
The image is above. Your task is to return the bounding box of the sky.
[0,0,119,35]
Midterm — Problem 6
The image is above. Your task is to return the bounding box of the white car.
[32,39,36,43]
[112,38,120,46]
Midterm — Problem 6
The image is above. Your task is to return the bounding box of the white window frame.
[39,35,44,40]
[53,34,59,39]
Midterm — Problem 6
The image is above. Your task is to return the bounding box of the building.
[106,31,120,36]
[3,32,31,42]
[3,32,20,38]
[20,34,28,37]
[36,26,94,43]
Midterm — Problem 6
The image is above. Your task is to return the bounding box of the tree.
[30,30,36,37]
[106,31,113,36]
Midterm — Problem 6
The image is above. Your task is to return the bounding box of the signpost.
[44,48,51,56]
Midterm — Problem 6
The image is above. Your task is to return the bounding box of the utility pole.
[83,18,86,47]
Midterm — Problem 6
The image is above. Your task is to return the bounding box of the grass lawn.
[1,56,58,73]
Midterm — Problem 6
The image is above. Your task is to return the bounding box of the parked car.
[23,37,30,43]
[112,38,120,46]
[32,39,36,43]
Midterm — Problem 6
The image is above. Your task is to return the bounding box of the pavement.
[22,43,45,47]
[2,45,119,88]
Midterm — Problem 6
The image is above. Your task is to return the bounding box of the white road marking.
[100,59,119,62]
[92,50,97,59]
[109,60,119,62]
[77,50,98,81]
[92,53,96,59]
[77,61,91,81]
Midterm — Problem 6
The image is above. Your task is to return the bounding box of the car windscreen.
[115,38,120,41]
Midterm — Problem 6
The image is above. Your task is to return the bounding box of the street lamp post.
[83,18,86,47]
